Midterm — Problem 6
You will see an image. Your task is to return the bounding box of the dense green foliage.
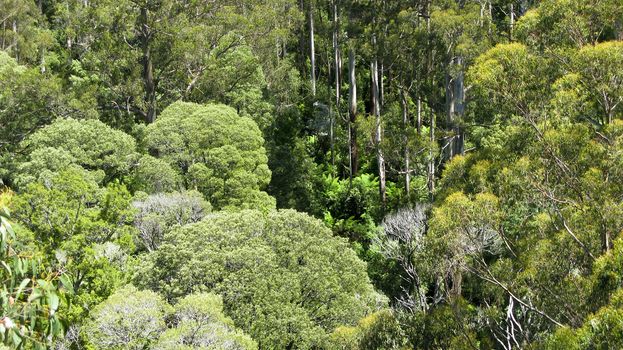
[83,286,257,350]
[0,0,622,348]
[145,102,274,210]
[15,118,137,187]
[133,209,383,348]
[0,206,67,349]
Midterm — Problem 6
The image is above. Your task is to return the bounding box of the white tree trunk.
[348,47,358,179]
[371,43,386,205]
[446,56,465,159]
[402,90,410,196]
[309,2,317,96]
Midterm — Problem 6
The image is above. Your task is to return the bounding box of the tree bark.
[2,20,6,50]
[602,228,612,253]
[509,3,515,41]
[417,96,422,135]
[331,0,340,167]
[348,47,358,179]
[12,20,17,62]
[488,1,493,35]
[333,0,340,103]
[371,40,386,205]
[426,0,434,201]
[326,47,335,167]
[309,1,317,96]
[428,110,435,200]
[450,268,463,300]
[445,56,465,159]
[402,89,410,197]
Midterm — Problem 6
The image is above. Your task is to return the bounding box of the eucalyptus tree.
[133,209,384,348]
[14,117,138,187]
[145,101,274,211]
[84,287,258,350]
[48,0,299,127]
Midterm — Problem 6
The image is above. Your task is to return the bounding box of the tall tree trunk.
[139,7,156,123]
[12,19,17,62]
[445,67,453,159]
[602,227,612,253]
[333,0,340,104]
[455,57,465,157]
[327,49,335,167]
[450,269,463,300]
[402,89,410,197]
[428,110,435,200]
[479,0,485,27]
[40,48,45,73]
[445,56,465,159]
[309,1,317,96]
[371,40,386,205]
[332,0,340,167]
[417,96,422,135]
[488,1,493,35]
[426,0,434,201]
[509,3,515,41]
[2,20,6,50]
[67,35,73,66]
[348,47,358,180]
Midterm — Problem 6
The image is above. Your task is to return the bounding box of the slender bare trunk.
[371,38,386,205]
[348,47,358,179]
[509,3,515,41]
[602,229,612,253]
[309,2,317,96]
[446,56,465,159]
[333,0,340,104]
[40,48,46,73]
[488,1,493,35]
[417,96,422,135]
[402,90,410,197]
[479,1,485,27]
[327,50,335,167]
[445,68,454,159]
[428,110,435,200]
[331,0,340,167]
[455,57,465,156]
[12,20,17,62]
[426,0,434,200]
[450,269,463,300]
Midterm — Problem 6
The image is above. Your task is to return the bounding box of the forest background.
[0,0,623,349]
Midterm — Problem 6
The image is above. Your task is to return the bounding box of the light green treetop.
[145,101,274,211]
[16,118,138,187]
[133,209,385,348]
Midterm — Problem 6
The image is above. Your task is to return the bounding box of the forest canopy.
[0,0,622,349]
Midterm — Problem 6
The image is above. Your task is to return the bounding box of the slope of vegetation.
[0,0,622,349]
